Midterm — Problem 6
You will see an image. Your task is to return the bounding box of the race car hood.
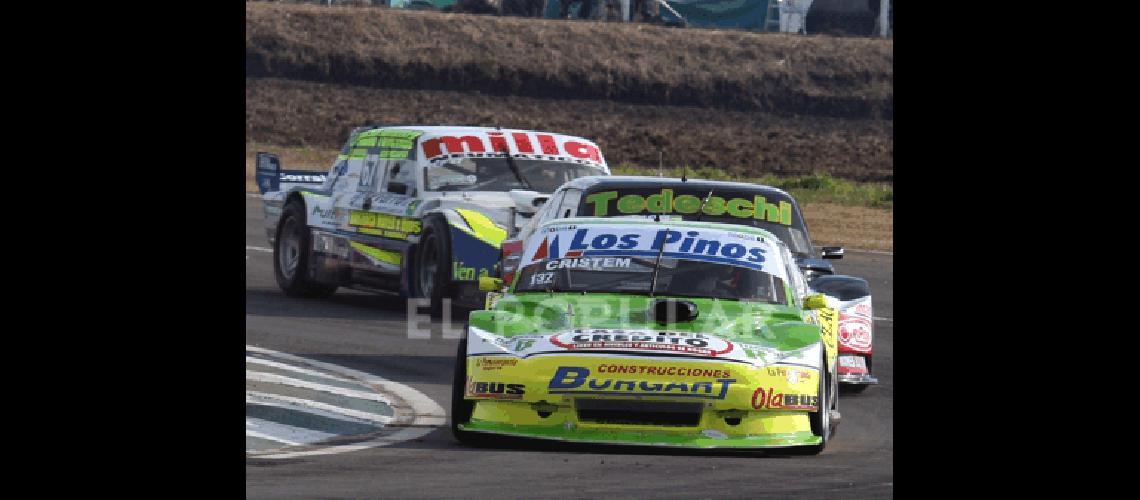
[415,191,535,231]
[468,293,823,368]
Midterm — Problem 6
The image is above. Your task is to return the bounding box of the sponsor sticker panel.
[837,296,873,353]
[838,354,869,374]
[420,131,606,167]
[582,188,794,226]
[462,354,819,409]
[519,224,785,277]
[468,325,821,370]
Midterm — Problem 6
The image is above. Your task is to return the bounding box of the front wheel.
[415,215,453,318]
[451,336,490,446]
[804,351,838,455]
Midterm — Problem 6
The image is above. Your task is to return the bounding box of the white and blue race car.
[258,125,610,315]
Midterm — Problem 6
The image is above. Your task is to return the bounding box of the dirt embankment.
[247,78,893,181]
[246,3,893,120]
[246,3,892,183]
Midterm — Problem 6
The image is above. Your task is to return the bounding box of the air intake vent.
[575,400,702,427]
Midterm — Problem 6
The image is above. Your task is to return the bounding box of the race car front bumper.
[838,373,879,385]
[837,353,877,386]
[461,354,826,449]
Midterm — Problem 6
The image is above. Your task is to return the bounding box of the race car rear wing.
[255,152,328,194]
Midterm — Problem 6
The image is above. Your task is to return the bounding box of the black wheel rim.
[279,217,300,280]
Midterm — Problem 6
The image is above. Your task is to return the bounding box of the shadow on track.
[246,288,481,321]
[381,425,840,460]
[246,288,407,320]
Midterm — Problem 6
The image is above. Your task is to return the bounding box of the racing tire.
[803,351,838,455]
[274,201,337,298]
[451,336,491,446]
[415,215,453,319]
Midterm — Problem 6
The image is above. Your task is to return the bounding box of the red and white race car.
[811,278,878,392]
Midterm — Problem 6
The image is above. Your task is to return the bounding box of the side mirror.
[802,294,829,310]
[508,190,548,214]
[821,247,844,259]
[478,276,504,292]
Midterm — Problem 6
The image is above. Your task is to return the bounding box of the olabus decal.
[548,366,735,399]
[752,387,819,410]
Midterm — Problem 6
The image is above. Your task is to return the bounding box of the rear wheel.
[274,201,337,298]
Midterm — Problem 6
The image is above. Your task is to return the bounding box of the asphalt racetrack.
[245,197,893,498]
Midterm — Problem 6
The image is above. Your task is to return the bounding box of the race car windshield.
[425,157,605,192]
[514,256,788,304]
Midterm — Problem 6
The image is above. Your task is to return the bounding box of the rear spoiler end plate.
[255,152,328,194]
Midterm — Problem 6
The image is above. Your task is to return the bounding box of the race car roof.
[558,176,797,201]
[375,125,597,142]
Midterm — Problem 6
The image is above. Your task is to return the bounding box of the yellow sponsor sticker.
[815,307,839,365]
[349,210,422,237]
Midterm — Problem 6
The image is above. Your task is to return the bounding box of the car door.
[336,134,401,270]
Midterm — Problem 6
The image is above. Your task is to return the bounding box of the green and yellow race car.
[452,217,841,453]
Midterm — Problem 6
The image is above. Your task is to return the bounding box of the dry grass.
[801,203,892,251]
[246,3,893,118]
[247,78,893,181]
